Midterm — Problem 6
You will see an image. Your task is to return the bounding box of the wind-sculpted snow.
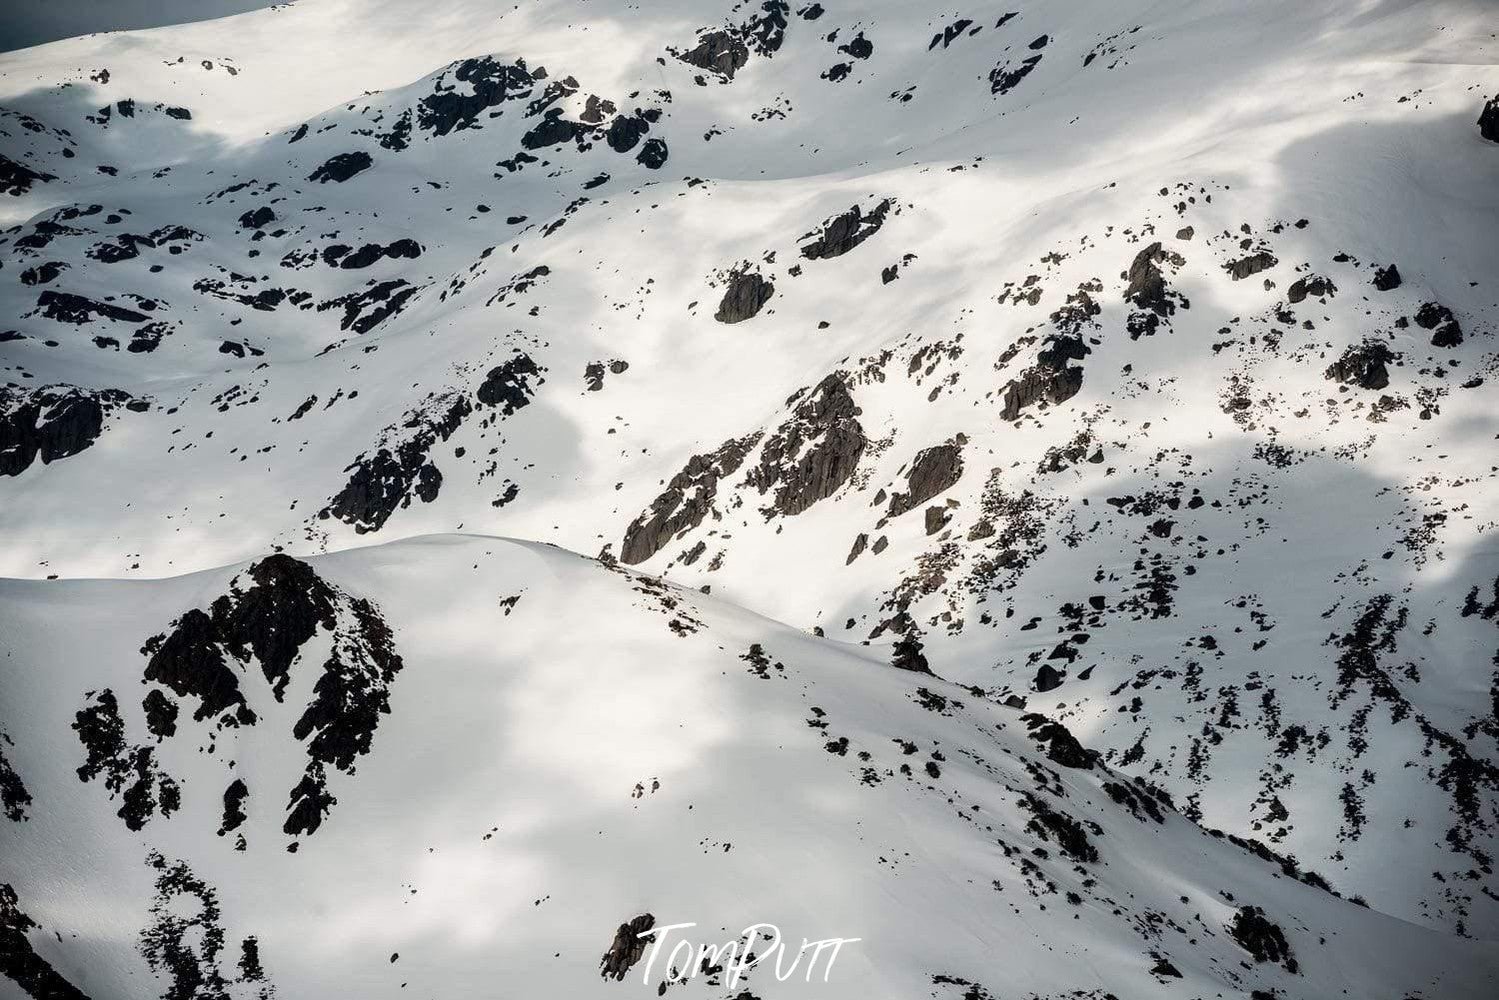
[1,0,1499,994]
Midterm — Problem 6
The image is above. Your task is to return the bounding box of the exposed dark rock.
[33,290,147,324]
[606,114,649,153]
[418,57,535,136]
[283,764,337,837]
[1324,341,1394,390]
[0,884,90,999]
[714,270,775,323]
[307,151,373,183]
[674,1,789,79]
[749,373,866,516]
[323,391,470,533]
[1022,793,1099,862]
[324,239,422,269]
[1479,95,1499,143]
[1372,264,1402,291]
[1104,779,1170,823]
[677,30,751,78]
[846,533,868,564]
[134,557,402,839]
[888,442,964,517]
[140,852,267,999]
[892,632,933,674]
[1,386,135,477]
[238,206,275,229]
[220,779,249,835]
[142,554,340,719]
[1224,251,1277,280]
[291,592,403,774]
[600,913,655,981]
[1021,714,1100,770]
[142,689,179,739]
[635,137,669,169]
[1150,956,1183,979]
[321,279,420,333]
[1034,664,1064,692]
[1228,906,1298,973]
[799,200,891,260]
[0,733,31,822]
[476,352,543,414]
[72,689,176,831]
[521,109,586,150]
[999,333,1089,421]
[583,359,628,392]
[621,434,760,563]
[1287,273,1336,303]
[0,154,57,196]
[990,55,1041,95]
[1414,301,1462,347]
[20,261,68,286]
[1124,242,1177,316]
[835,31,873,63]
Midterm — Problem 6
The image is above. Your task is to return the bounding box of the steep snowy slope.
[1,0,1498,988]
[1,536,1496,999]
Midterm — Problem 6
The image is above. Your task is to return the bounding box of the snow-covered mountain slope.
[2,0,1498,994]
[2,535,1497,1000]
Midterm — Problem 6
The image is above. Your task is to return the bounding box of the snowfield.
[1,1,1497,997]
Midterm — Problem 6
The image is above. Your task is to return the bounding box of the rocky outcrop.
[1415,302,1462,348]
[417,57,536,136]
[584,359,629,391]
[1124,242,1177,314]
[600,913,656,980]
[799,200,892,260]
[1224,251,1277,280]
[999,333,1089,421]
[714,270,775,323]
[133,556,404,838]
[143,554,339,716]
[477,353,543,414]
[1324,341,1395,390]
[677,30,751,78]
[891,632,933,674]
[888,441,964,517]
[1,884,91,1000]
[1287,273,1336,303]
[748,373,866,516]
[238,206,275,229]
[1,386,138,477]
[1480,95,1499,143]
[0,154,57,196]
[33,290,148,324]
[1021,792,1099,862]
[307,151,373,183]
[1372,264,1402,291]
[0,733,31,822]
[1227,906,1298,973]
[1021,713,1100,770]
[322,392,470,533]
[322,239,422,269]
[672,1,789,80]
[71,689,179,831]
[621,434,760,564]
